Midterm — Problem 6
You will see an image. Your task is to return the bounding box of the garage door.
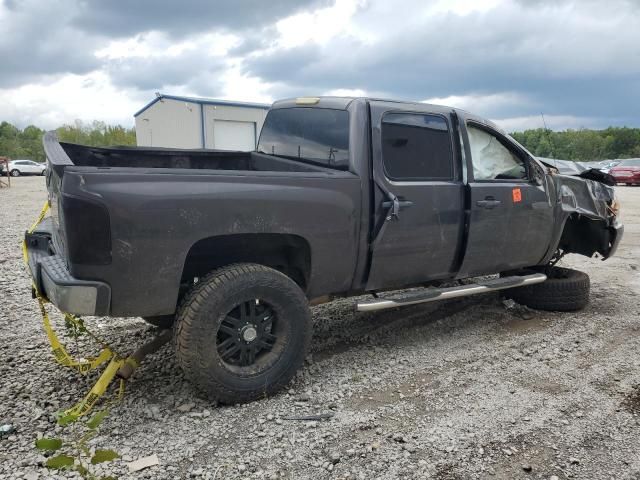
[213,120,256,151]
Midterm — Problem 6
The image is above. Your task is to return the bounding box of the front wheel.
[506,266,589,312]
[10,169,20,177]
[174,263,312,404]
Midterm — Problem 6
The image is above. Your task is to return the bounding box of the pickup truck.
[26,96,623,403]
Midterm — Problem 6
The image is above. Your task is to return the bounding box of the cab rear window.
[257,107,350,169]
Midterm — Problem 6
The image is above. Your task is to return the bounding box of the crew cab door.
[457,116,554,276]
[365,102,465,291]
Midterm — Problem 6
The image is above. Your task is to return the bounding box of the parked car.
[26,96,623,404]
[610,159,640,185]
[1,159,47,176]
[599,160,621,174]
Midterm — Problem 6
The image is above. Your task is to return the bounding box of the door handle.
[476,198,501,209]
[382,200,413,210]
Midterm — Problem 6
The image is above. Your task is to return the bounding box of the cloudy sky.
[1,0,638,131]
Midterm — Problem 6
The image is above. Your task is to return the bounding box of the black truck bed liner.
[60,142,328,173]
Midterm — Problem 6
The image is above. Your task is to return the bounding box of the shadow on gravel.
[622,385,640,414]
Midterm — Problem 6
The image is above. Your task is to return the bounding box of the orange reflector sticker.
[512,188,522,203]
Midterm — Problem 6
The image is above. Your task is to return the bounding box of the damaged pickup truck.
[26,96,623,403]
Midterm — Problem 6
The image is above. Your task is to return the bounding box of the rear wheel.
[506,266,589,312]
[175,263,311,404]
[10,169,20,177]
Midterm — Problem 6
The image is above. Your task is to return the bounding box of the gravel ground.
[1,177,639,480]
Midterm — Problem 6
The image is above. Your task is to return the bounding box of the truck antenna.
[541,113,558,170]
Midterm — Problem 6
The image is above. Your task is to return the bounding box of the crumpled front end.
[552,174,623,260]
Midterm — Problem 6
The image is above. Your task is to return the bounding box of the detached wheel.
[175,263,311,404]
[143,315,175,329]
[10,169,20,177]
[506,266,589,312]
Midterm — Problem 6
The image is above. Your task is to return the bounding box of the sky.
[1,0,639,131]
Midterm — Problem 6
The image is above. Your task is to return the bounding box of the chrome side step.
[356,273,547,312]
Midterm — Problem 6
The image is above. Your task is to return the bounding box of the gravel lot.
[1,177,639,480]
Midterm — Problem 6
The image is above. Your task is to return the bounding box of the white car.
[2,159,47,177]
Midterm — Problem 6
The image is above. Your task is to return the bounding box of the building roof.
[134,93,271,117]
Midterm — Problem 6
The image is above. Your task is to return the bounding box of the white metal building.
[134,94,270,150]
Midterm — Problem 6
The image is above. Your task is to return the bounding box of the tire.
[10,169,20,177]
[143,315,175,329]
[506,266,589,312]
[175,263,311,404]
[41,169,47,176]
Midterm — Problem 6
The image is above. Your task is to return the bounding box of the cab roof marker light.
[295,97,320,105]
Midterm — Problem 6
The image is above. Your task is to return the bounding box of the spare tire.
[506,267,589,312]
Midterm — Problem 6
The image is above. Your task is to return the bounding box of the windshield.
[257,107,350,169]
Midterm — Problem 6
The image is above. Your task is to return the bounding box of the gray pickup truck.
[26,96,623,403]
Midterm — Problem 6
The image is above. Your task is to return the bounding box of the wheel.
[41,169,47,176]
[506,267,589,312]
[175,263,311,404]
[143,315,175,329]
[10,169,20,177]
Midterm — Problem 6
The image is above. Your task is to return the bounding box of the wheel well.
[558,214,611,258]
[181,233,312,291]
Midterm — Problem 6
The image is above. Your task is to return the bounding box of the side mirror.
[530,159,545,186]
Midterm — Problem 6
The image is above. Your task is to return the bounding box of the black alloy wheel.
[217,299,281,368]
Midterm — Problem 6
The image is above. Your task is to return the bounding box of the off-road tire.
[10,169,20,177]
[143,315,175,329]
[506,266,589,312]
[174,263,311,404]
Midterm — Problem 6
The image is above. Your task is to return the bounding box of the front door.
[365,102,465,291]
[457,118,554,277]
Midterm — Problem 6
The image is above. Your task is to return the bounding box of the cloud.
[0,0,101,87]
[0,0,639,130]
[242,0,640,127]
[71,0,331,38]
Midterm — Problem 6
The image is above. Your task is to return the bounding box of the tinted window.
[382,113,453,181]
[257,107,349,169]
[467,125,527,180]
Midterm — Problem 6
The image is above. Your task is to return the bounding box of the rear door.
[365,102,465,291]
[457,117,554,276]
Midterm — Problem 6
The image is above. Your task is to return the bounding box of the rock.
[569,457,580,465]
[176,402,196,413]
[522,464,532,472]
[24,472,39,480]
[329,451,341,464]
[127,454,160,473]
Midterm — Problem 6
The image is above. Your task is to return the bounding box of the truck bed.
[59,141,330,173]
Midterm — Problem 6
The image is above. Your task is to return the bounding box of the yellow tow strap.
[24,200,126,421]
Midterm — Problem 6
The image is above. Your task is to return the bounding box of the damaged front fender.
[550,174,623,261]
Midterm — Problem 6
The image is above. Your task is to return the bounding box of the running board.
[356,273,547,312]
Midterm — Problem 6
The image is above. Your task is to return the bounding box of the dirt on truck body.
[25,96,623,403]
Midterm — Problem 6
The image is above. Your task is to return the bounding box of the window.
[381,113,453,181]
[467,125,527,180]
[257,107,349,169]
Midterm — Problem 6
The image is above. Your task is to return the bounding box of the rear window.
[257,107,349,169]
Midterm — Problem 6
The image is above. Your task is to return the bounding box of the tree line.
[0,120,136,162]
[510,127,640,161]
[1,120,639,163]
